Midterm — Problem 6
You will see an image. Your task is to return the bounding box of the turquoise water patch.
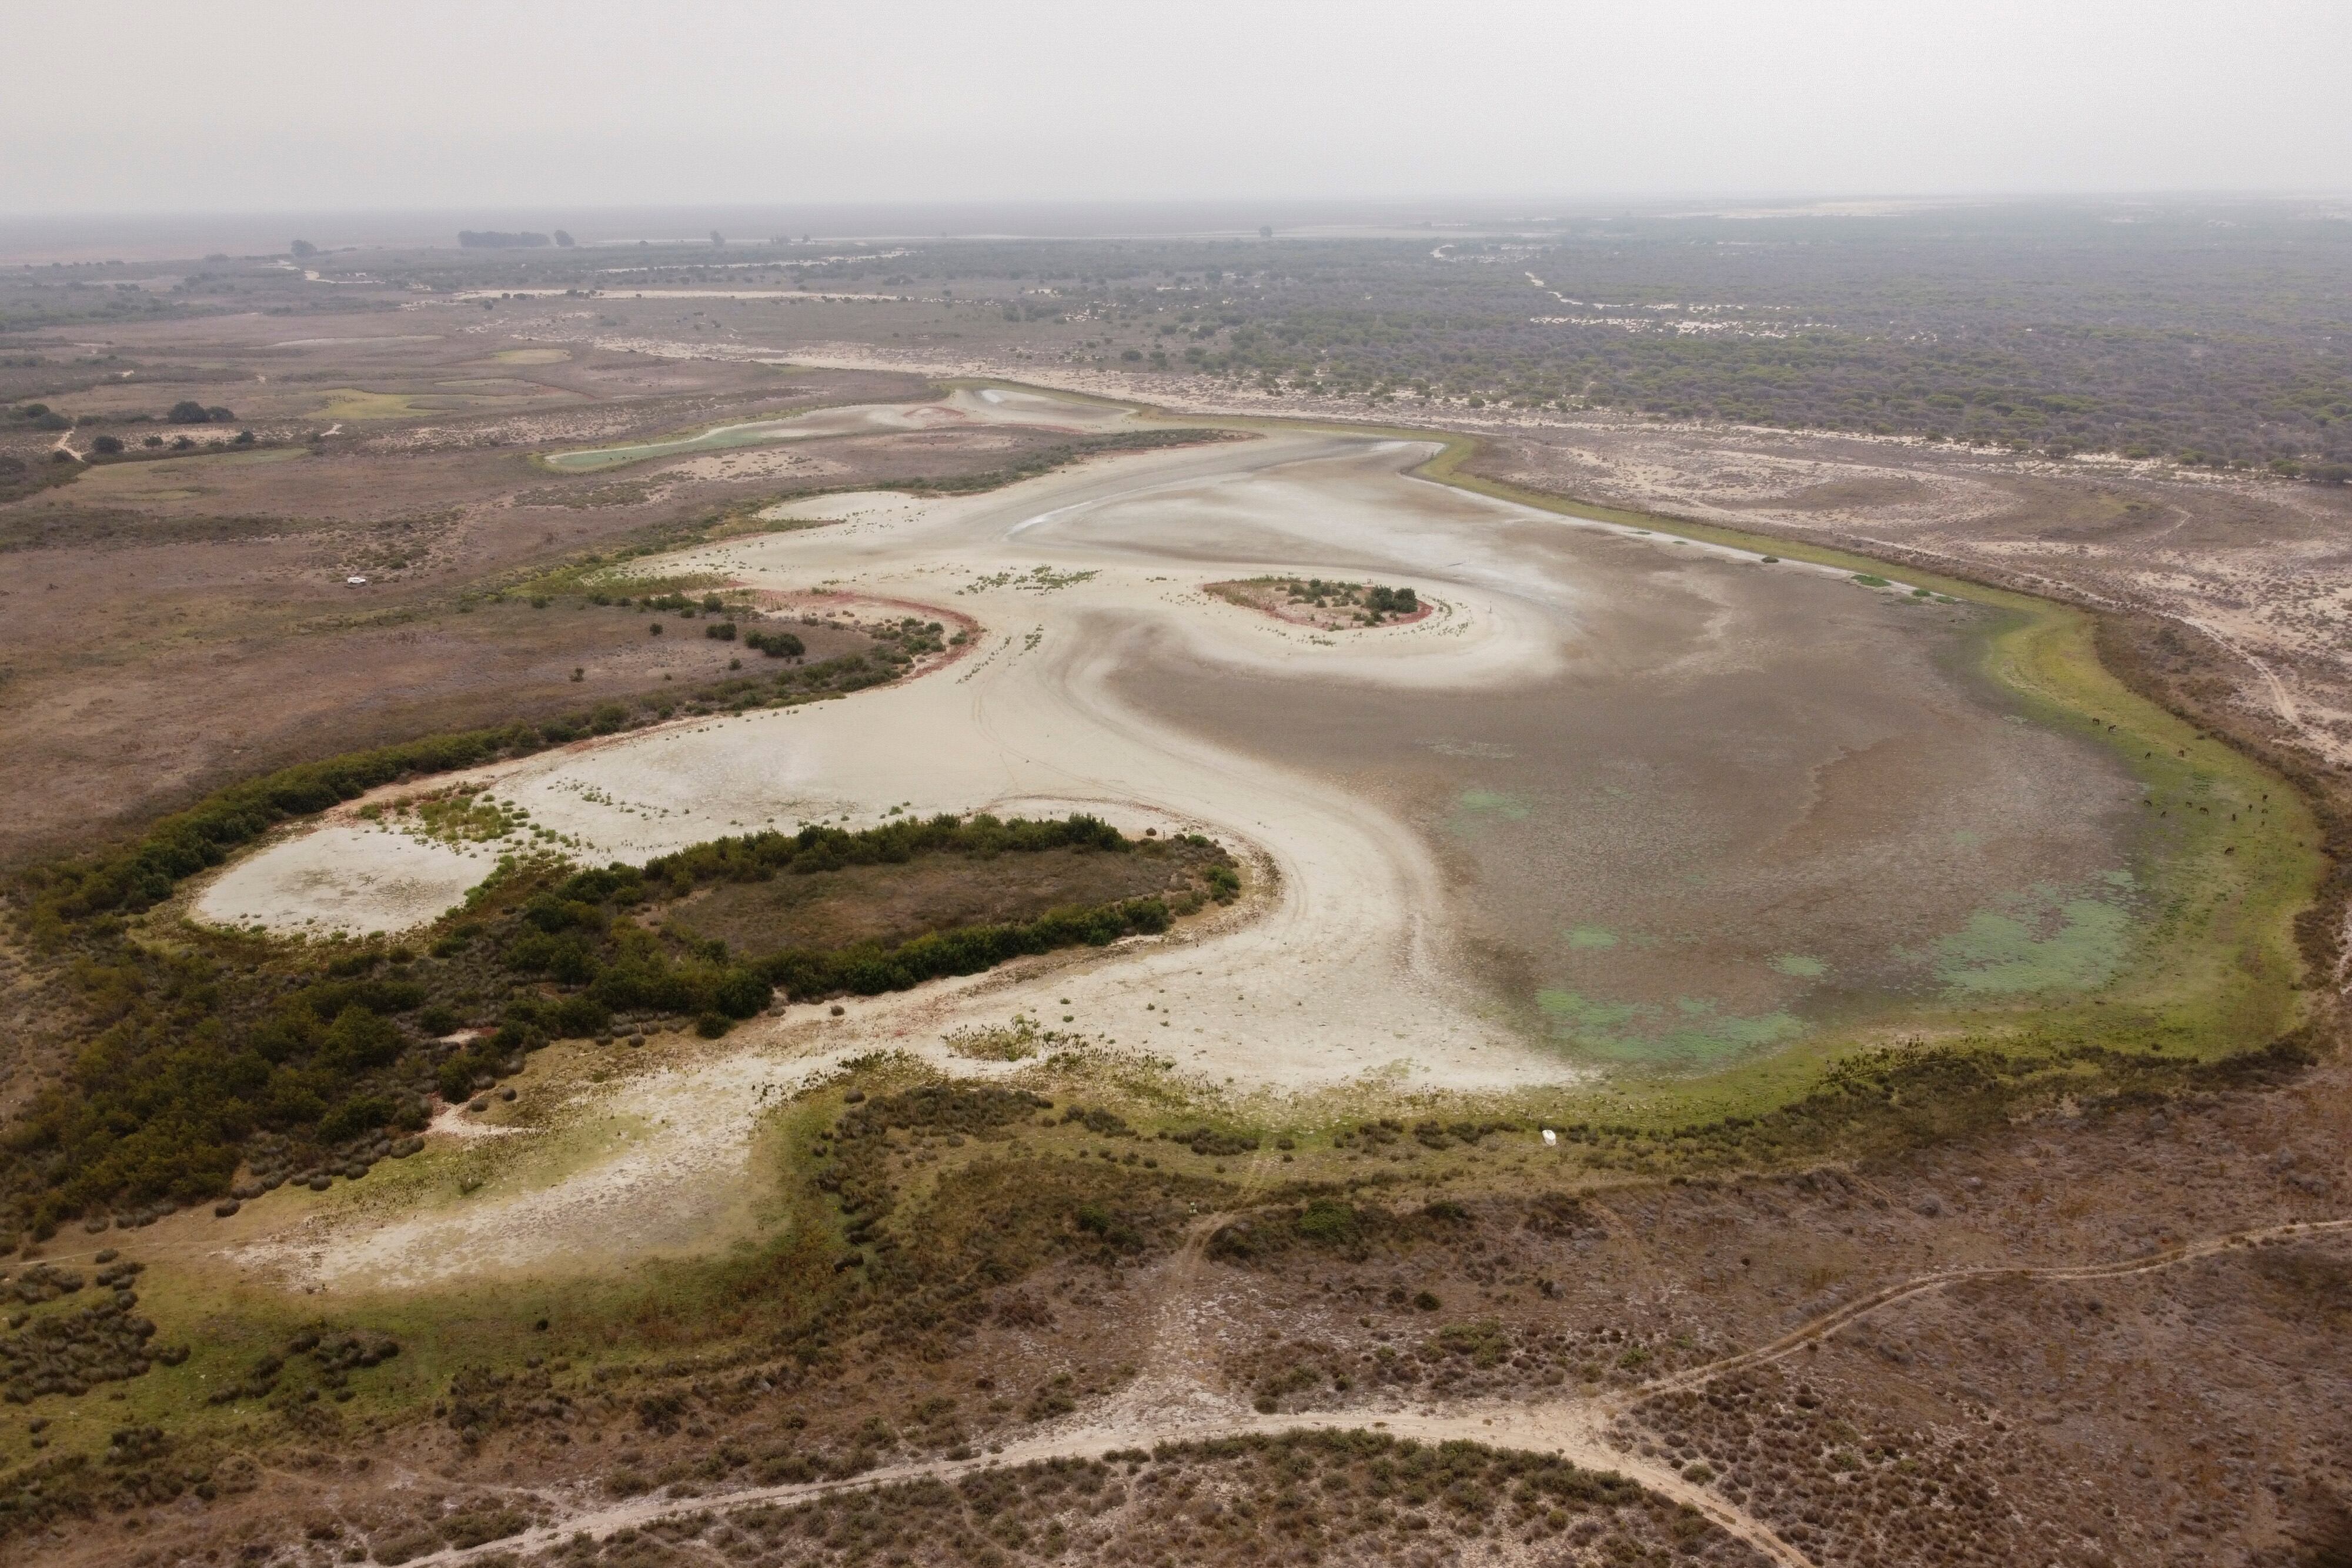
[1770,954,1828,978]
[1565,925,1618,950]
[1930,879,2137,996]
[1536,988,1807,1066]
[1448,788,1533,838]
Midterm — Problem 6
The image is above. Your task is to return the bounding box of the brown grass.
[660,839,1225,957]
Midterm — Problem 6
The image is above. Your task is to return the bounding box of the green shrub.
[318,1095,393,1144]
[1297,1199,1360,1246]
[553,995,609,1038]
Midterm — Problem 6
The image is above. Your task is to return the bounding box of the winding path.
[395,1210,2349,1568]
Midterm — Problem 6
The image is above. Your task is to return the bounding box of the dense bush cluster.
[1626,1368,2026,1564]
[1,808,1227,1236]
[1,1276,162,1404]
[741,627,803,657]
[205,1326,400,1409]
[6,402,71,432]
[1160,1124,1259,1156]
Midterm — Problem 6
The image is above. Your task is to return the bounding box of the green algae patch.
[1538,988,1808,1067]
[1770,954,1828,978]
[1931,884,2136,996]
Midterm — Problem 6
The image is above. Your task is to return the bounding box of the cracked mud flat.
[198,389,2147,1289]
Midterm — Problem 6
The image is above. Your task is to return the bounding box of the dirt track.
[395,1211,2352,1568]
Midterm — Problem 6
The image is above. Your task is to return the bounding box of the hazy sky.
[5,0,2347,213]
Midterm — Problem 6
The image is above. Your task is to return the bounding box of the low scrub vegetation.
[532,1430,1735,1567]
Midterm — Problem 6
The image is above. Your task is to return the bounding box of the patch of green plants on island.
[1216,576,1421,625]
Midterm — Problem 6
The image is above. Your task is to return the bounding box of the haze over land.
[5,0,2351,216]
[1,9,2349,1568]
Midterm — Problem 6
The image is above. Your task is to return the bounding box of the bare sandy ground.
[229,1045,865,1292]
[198,823,489,936]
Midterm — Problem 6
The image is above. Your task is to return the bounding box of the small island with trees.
[1207,576,1431,630]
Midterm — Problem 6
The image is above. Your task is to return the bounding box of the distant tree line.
[774,212,2352,470]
